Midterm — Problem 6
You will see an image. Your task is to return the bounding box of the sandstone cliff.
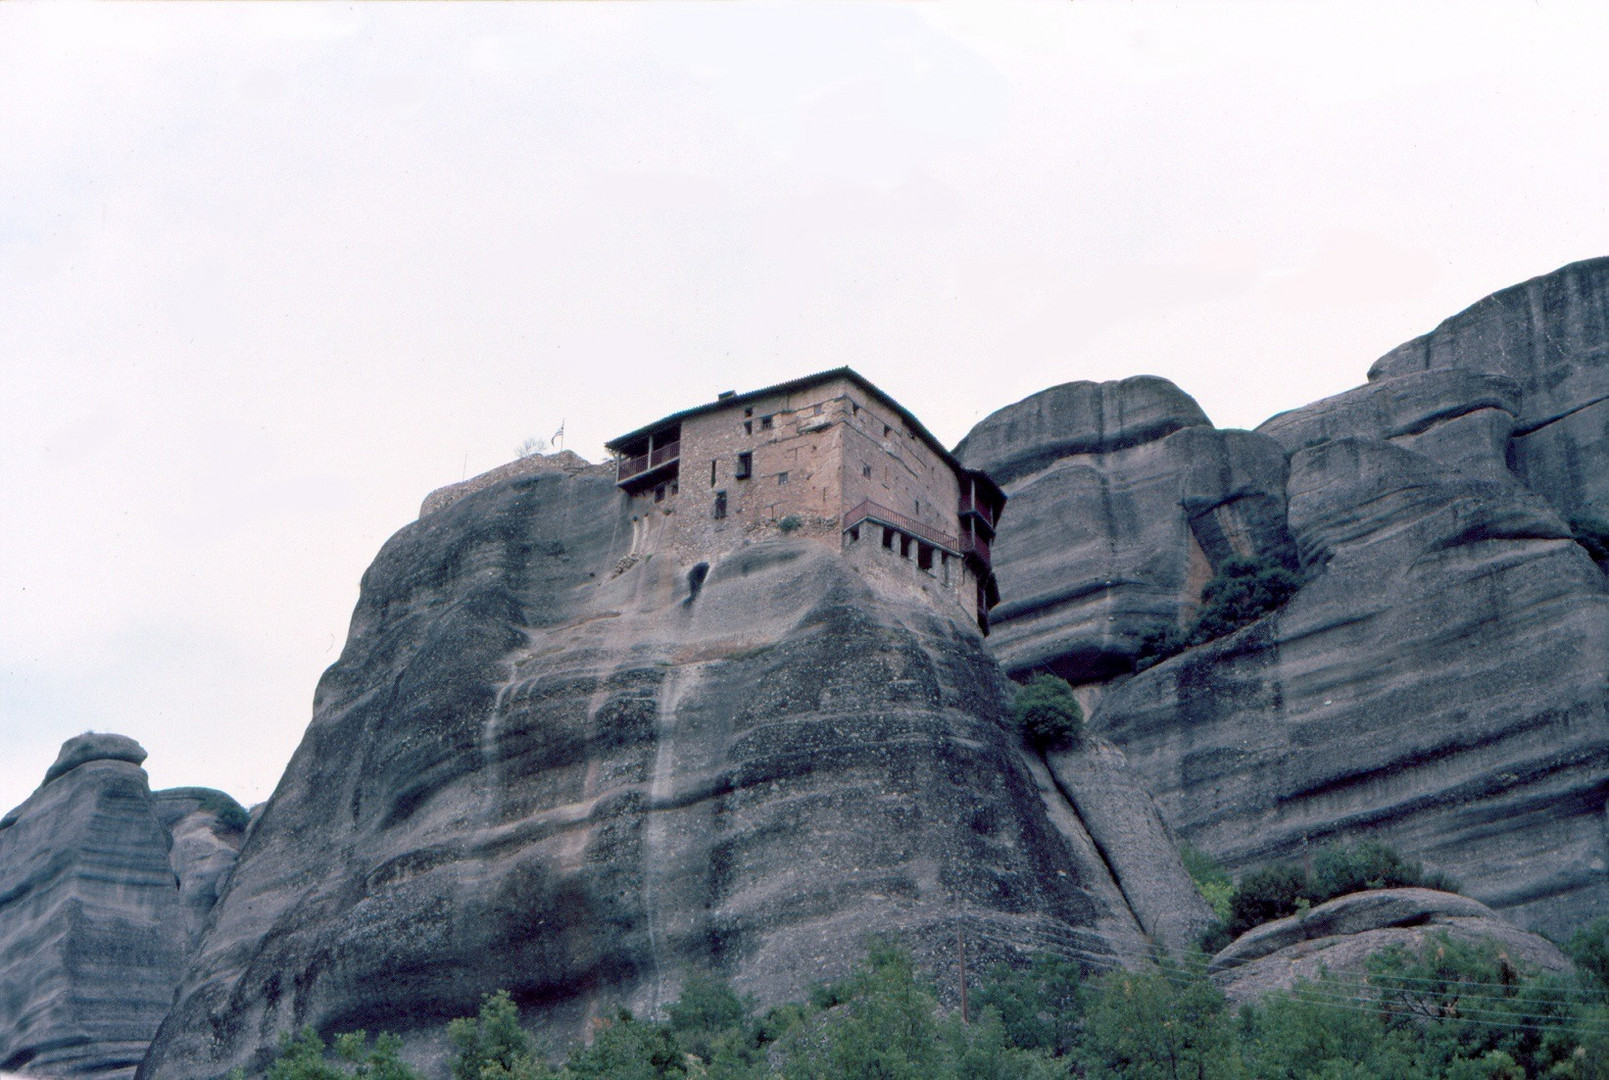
[0,736,245,1080]
[140,462,1208,1080]
[963,257,1609,940]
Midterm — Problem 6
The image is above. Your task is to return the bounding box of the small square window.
[778,471,789,484]
[744,407,753,417]
[760,415,774,430]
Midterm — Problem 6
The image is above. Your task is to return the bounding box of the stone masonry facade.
[606,369,1004,629]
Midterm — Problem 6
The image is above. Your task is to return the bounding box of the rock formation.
[965,258,1609,941]
[140,462,1207,1080]
[1208,888,1573,1004]
[0,735,245,1080]
[955,377,1293,685]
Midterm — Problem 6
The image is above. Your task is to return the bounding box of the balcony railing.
[842,500,961,554]
[616,439,680,486]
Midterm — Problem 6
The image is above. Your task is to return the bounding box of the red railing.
[842,500,961,554]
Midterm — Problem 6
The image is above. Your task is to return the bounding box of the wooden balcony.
[841,500,961,555]
[616,439,680,489]
[957,491,996,531]
[960,533,991,567]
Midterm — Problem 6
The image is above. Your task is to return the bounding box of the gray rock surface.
[1209,888,1573,1004]
[967,261,1609,940]
[0,737,187,1080]
[152,790,249,948]
[1043,740,1215,953]
[1369,256,1609,523]
[957,378,1293,684]
[141,464,1204,1080]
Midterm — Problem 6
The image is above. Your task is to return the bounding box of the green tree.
[1080,957,1242,1080]
[972,954,1083,1057]
[1012,674,1085,751]
[563,1009,685,1080]
[1189,556,1301,645]
[779,943,944,1080]
[266,1029,423,1080]
[448,991,554,1080]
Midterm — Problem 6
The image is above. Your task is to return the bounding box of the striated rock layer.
[141,463,1207,1080]
[0,736,245,1080]
[967,260,1609,940]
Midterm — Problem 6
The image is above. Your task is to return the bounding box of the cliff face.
[0,736,245,1080]
[140,464,1208,1080]
[965,258,1609,940]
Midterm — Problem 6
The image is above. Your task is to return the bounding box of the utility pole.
[958,927,969,1024]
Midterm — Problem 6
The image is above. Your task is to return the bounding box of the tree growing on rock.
[1012,674,1085,751]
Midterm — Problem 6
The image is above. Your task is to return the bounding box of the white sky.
[3,1,1608,817]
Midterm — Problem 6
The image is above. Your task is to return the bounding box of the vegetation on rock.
[253,930,1609,1080]
[1569,515,1609,564]
[1135,555,1302,671]
[1195,840,1458,951]
[1012,674,1086,751]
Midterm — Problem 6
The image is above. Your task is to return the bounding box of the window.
[851,402,860,417]
[917,544,934,572]
[882,527,895,549]
[744,420,753,435]
[735,452,752,479]
[760,415,774,430]
[914,500,920,514]
[777,471,789,484]
[883,423,891,437]
[710,460,717,487]
[670,479,678,496]
[714,491,727,520]
[848,524,860,542]
[900,534,912,558]
[862,464,872,478]
[744,407,753,417]
[655,484,666,503]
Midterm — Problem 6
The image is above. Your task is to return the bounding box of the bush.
[1011,674,1085,751]
[1178,843,1234,923]
[1310,839,1424,903]
[1133,554,1301,671]
[1228,862,1311,938]
[777,515,803,534]
[1568,917,1609,997]
[266,1029,422,1080]
[1188,555,1301,644]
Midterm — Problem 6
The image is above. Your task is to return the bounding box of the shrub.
[1309,839,1424,903]
[1011,675,1085,751]
[266,1029,422,1080]
[1188,555,1301,645]
[1568,917,1609,997]
[1132,554,1301,671]
[1227,863,1310,938]
[973,954,1082,1058]
[777,515,803,534]
[1178,843,1234,923]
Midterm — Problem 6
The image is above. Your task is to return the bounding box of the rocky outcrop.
[141,462,1205,1080]
[151,790,248,949]
[956,378,1293,684]
[1369,256,1609,523]
[1209,888,1573,1004]
[0,737,244,1080]
[968,262,1609,941]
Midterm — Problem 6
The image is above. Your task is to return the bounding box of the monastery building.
[605,368,1005,631]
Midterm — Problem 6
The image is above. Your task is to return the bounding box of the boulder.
[0,738,187,1080]
[1209,888,1573,1004]
[957,378,1292,684]
[141,463,1204,1080]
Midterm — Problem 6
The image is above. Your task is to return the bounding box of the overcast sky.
[3,1,1608,816]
